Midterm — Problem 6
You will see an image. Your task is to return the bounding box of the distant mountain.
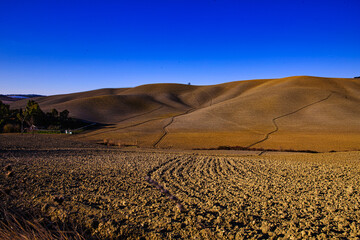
[0,94,45,104]
[6,94,45,99]
[8,76,360,152]
[0,95,17,102]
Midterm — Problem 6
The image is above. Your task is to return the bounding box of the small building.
[29,125,38,131]
[65,130,73,134]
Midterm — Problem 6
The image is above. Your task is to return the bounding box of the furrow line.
[153,108,195,148]
[80,107,166,138]
[246,92,333,148]
[153,87,214,148]
[154,155,205,204]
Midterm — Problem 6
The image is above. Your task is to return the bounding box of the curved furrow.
[216,157,229,181]
[155,157,183,185]
[144,151,360,239]
[186,157,223,203]
[224,159,249,189]
[192,157,244,202]
[226,158,259,184]
[146,156,179,177]
[204,157,213,180]
[181,157,210,203]
[149,156,200,207]
[165,156,192,190]
[147,153,288,215]
[157,156,205,204]
[209,157,219,182]
[221,159,247,184]
[199,156,214,182]
[200,157,220,197]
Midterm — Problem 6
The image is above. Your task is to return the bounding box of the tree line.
[0,100,85,133]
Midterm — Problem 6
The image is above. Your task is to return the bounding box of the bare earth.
[9,76,360,152]
[1,134,360,239]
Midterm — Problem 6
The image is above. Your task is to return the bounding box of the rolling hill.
[9,76,360,152]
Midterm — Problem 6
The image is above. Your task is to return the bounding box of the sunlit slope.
[171,76,360,132]
[164,76,360,151]
[9,76,360,151]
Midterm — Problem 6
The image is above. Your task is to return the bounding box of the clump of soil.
[1,134,360,239]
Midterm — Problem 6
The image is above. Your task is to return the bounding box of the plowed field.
[1,135,360,239]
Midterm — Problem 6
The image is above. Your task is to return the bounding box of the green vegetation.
[0,100,86,133]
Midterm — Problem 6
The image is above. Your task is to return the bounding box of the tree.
[60,109,69,120]
[1,100,83,133]
[25,100,45,126]
[0,101,10,131]
[51,108,58,118]
[16,100,45,132]
[16,108,28,133]
[0,100,10,118]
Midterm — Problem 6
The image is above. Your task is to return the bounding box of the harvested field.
[10,76,360,152]
[1,135,360,239]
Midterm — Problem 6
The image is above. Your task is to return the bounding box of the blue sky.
[1,0,359,95]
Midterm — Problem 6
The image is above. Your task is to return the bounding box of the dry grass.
[103,138,138,147]
[0,208,85,240]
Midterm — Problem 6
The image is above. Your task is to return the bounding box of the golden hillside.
[10,76,360,152]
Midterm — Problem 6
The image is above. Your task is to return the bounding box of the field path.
[246,92,333,148]
[153,88,214,148]
[78,106,165,138]
[153,108,195,148]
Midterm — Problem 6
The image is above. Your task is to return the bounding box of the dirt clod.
[1,134,360,239]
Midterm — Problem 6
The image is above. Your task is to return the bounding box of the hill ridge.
[8,76,360,151]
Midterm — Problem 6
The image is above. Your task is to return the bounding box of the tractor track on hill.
[116,106,164,124]
[153,108,196,148]
[79,106,164,138]
[153,88,214,148]
[246,92,333,148]
[82,87,215,141]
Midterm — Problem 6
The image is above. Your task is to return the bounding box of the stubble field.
[1,134,360,239]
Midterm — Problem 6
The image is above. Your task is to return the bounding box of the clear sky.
[1,0,359,95]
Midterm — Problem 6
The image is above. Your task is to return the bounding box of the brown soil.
[1,134,360,239]
[9,76,360,152]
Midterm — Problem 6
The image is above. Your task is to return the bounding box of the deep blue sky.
[1,0,359,95]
